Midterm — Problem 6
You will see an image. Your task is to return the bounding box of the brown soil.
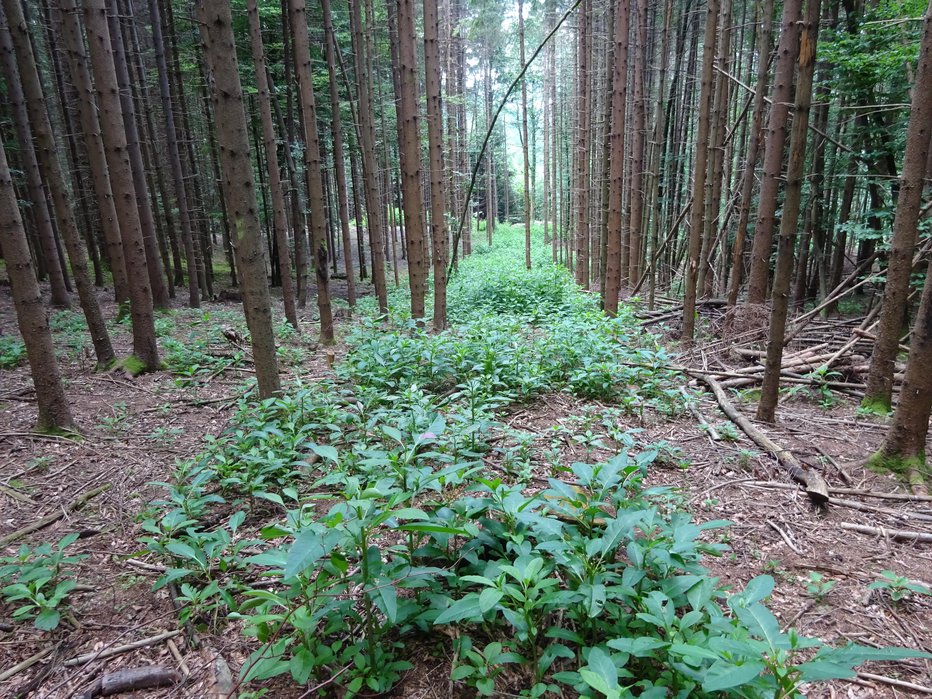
[1,281,930,698]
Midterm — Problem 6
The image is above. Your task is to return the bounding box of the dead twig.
[855,672,932,694]
[698,375,829,503]
[746,480,932,502]
[838,522,932,544]
[0,484,111,547]
[767,520,803,554]
[64,630,183,667]
[0,645,56,683]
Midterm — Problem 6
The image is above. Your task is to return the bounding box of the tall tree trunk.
[279,0,307,307]
[485,60,495,244]
[875,254,932,476]
[745,0,803,304]
[38,0,89,293]
[2,0,114,368]
[162,0,209,298]
[82,0,159,372]
[197,0,281,398]
[148,0,199,307]
[574,0,591,288]
[863,3,932,412]
[627,0,648,285]
[0,14,70,308]
[424,0,447,330]
[196,52,236,289]
[519,0,531,269]
[122,0,182,290]
[757,0,820,423]
[290,0,335,343]
[0,138,75,432]
[727,0,774,305]
[48,1,131,308]
[603,0,629,315]
[389,0,428,319]
[349,0,387,312]
[680,0,720,344]
[246,0,299,330]
[322,0,357,310]
[697,0,732,296]
[105,0,168,308]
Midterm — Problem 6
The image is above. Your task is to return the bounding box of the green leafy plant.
[804,571,836,601]
[0,335,27,368]
[868,570,932,602]
[137,226,930,697]
[451,639,522,695]
[0,533,87,630]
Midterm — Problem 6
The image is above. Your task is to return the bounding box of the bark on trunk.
[757,0,820,424]
[82,0,160,372]
[2,0,114,368]
[246,0,299,330]
[148,0,199,307]
[878,255,932,471]
[864,4,932,412]
[574,0,591,288]
[390,0,429,320]
[105,0,168,308]
[197,0,281,398]
[48,0,130,308]
[322,0,357,311]
[519,0,531,270]
[424,0,448,330]
[0,16,70,308]
[744,0,803,304]
[348,0,388,312]
[680,0,719,344]
[0,138,75,432]
[290,0,335,343]
[602,0,629,316]
[727,0,774,306]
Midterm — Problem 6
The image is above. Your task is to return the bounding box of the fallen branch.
[0,482,35,504]
[0,484,111,547]
[698,375,829,503]
[838,522,932,543]
[64,630,182,667]
[79,666,180,699]
[830,497,932,522]
[856,672,932,694]
[680,387,720,440]
[0,645,55,683]
[746,480,932,502]
[166,638,190,677]
[767,520,803,554]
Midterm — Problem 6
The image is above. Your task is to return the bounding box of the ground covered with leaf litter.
[1,226,930,698]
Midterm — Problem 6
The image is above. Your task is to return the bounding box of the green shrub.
[0,335,26,368]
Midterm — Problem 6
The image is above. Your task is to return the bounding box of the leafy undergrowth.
[138,227,927,698]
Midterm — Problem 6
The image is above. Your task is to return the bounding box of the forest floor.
[1,233,931,698]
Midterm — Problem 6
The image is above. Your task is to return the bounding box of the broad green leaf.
[373,579,398,623]
[740,575,775,604]
[608,637,667,657]
[733,602,789,652]
[434,593,482,624]
[669,642,720,662]
[587,647,619,691]
[34,608,61,631]
[702,660,765,691]
[311,444,339,462]
[479,587,503,613]
[284,528,338,579]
